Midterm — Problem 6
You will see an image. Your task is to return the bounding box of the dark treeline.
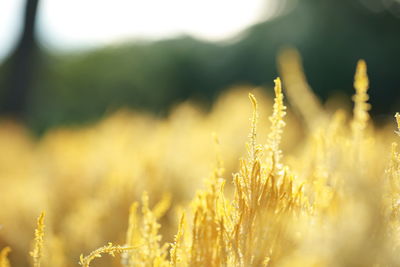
[1,0,400,132]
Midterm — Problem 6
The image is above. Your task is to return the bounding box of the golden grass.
[0,57,399,266]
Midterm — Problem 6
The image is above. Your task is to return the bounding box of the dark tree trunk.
[2,0,40,118]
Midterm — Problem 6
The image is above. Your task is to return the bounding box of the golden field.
[0,53,400,266]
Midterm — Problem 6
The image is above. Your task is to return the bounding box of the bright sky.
[0,0,268,62]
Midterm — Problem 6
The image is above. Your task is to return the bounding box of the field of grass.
[0,56,400,266]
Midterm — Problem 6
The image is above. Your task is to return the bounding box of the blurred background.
[1,0,400,133]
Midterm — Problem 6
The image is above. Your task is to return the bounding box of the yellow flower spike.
[352,59,370,138]
[170,212,185,266]
[354,59,369,94]
[30,212,45,267]
[248,93,259,162]
[268,77,287,166]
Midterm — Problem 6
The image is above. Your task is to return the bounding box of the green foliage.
[1,0,400,132]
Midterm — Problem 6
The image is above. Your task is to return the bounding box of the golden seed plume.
[395,112,400,136]
[354,59,369,94]
[170,212,185,266]
[352,59,370,138]
[267,77,287,165]
[30,212,45,267]
[248,93,259,162]
[79,243,136,267]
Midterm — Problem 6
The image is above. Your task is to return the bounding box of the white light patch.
[0,0,25,61]
[37,0,267,50]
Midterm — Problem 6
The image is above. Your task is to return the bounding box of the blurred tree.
[1,0,40,118]
[1,0,400,132]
